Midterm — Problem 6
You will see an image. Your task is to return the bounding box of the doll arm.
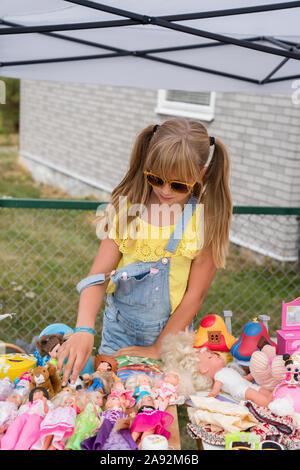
[42,397,49,414]
[208,380,223,398]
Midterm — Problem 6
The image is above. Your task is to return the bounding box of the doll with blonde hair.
[57,117,232,385]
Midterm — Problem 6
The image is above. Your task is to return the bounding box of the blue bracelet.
[74,327,95,336]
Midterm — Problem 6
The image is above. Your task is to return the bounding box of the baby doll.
[130,394,174,449]
[0,393,23,439]
[110,381,135,409]
[0,387,50,450]
[197,349,274,407]
[126,373,154,402]
[80,394,137,450]
[82,354,120,394]
[31,391,82,450]
[153,373,179,411]
[65,390,104,450]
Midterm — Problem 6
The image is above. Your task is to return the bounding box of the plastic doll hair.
[104,396,126,412]
[29,387,49,402]
[35,334,64,357]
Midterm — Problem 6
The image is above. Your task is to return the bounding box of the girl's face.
[150,176,193,207]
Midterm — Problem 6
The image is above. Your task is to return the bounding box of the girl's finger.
[56,344,69,374]
[69,351,88,385]
[61,351,76,386]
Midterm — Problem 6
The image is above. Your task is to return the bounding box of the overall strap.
[76,273,105,294]
[165,197,198,254]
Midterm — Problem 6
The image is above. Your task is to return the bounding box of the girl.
[57,117,232,386]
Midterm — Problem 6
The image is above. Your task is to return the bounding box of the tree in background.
[0,77,20,135]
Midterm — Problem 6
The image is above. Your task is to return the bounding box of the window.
[155,90,215,121]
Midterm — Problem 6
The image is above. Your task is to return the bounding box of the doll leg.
[42,434,54,450]
[131,431,141,442]
[0,413,27,450]
[245,387,273,408]
[15,414,43,450]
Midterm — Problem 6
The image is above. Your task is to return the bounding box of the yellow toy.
[0,353,37,381]
[194,314,237,352]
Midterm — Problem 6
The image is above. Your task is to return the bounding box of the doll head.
[36,334,64,358]
[6,392,23,407]
[136,393,156,410]
[62,394,76,408]
[29,387,49,402]
[162,373,179,387]
[125,373,153,391]
[86,390,104,407]
[197,349,225,379]
[94,354,118,374]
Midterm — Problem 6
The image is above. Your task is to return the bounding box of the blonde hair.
[99,117,232,268]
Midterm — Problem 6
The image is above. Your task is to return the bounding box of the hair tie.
[153,124,159,134]
[209,136,215,146]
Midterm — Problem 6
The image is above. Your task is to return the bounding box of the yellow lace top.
[106,202,204,314]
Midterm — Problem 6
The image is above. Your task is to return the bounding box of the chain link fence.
[0,198,299,346]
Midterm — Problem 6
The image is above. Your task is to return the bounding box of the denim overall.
[77,196,197,355]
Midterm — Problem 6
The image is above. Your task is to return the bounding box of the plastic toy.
[230,318,276,364]
[0,353,37,381]
[225,432,260,450]
[249,344,286,391]
[194,314,237,352]
[277,297,300,356]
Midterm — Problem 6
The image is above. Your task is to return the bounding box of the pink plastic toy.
[277,297,300,356]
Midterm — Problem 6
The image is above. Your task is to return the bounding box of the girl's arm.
[114,247,217,359]
[57,236,122,385]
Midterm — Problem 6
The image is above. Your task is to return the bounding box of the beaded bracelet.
[74,326,95,336]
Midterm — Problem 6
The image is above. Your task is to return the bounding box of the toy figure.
[82,354,120,394]
[130,394,174,449]
[65,390,104,450]
[0,393,23,438]
[35,334,64,370]
[14,371,32,400]
[80,394,138,450]
[0,377,14,401]
[125,373,154,402]
[110,381,135,408]
[32,391,82,450]
[0,387,50,450]
[197,349,274,407]
[282,353,300,387]
[153,373,179,411]
[30,362,61,399]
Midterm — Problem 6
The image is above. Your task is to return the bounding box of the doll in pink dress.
[0,393,23,440]
[0,387,50,450]
[154,373,179,411]
[110,381,135,409]
[32,391,81,450]
[131,394,174,449]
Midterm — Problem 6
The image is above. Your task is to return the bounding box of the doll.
[130,394,174,449]
[110,381,135,409]
[126,373,154,402]
[197,349,274,407]
[35,334,64,370]
[65,390,104,450]
[0,387,50,450]
[13,371,32,400]
[31,391,82,450]
[0,393,23,439]
[82,354,120,394]
[80,394,138,450]
[0,377,14,401]
[153,373,179,411]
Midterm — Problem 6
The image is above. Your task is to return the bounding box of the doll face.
[32,389,45,401]
[97,361,112,372]
[112,381,124,392]
[164,374,179,386]
[139,394,154,408]
[6,393,22,406]
[63,395,75,407]
[138,375,151,387]
[60,386,73,395]
[106,395,122,409]
[49,343,61,358]
[197,350,225,378]
[94,392,104,406]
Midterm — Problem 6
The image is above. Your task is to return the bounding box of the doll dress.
[65,402,102,450]
[77,196,199,356]
[31,405,77,450]
[130,405,174,440]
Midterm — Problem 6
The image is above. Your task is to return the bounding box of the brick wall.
[19,80,300,260]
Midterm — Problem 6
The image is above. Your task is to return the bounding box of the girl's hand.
[56,332,94,386]
[113,344,160,360]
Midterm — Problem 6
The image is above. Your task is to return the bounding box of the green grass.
[0,145,299,450]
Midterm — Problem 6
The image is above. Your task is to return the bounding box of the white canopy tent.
[0,0,300,93]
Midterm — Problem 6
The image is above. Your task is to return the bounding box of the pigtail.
[201,138,232,268]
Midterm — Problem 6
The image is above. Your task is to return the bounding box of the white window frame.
[155,90,216,122]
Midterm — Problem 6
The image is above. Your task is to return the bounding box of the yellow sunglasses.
[144,170,197,194]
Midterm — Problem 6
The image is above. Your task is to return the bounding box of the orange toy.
[194,314,237,352]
